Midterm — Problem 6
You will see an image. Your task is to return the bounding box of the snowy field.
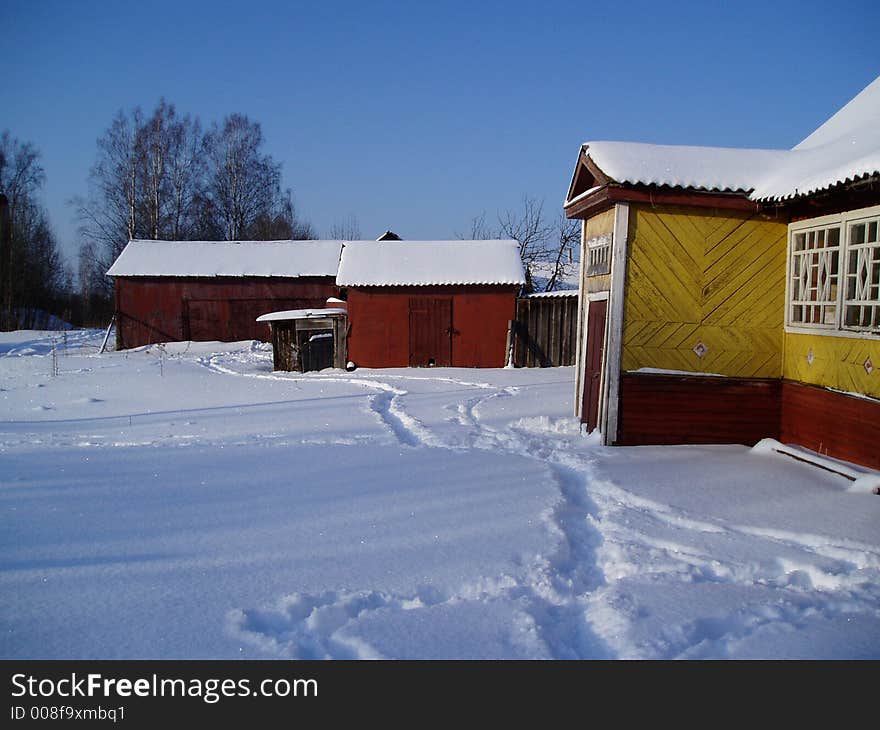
[1,330,878,659]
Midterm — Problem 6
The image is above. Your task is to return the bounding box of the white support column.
[602,203,630,445]
[574,218,588,418]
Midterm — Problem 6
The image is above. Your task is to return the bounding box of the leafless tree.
[75,102,314,308]
[458,212,494,240]
[201,114,284,240]
[248,189,316,240]
[329,213,362,240]
[459,196,580,293]
[73,107,146,294]
[165,111,203,240]
[0,132,69,328]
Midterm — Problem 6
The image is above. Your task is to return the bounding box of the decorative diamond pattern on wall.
[866,357,875,375]
[806,348,814,365]
[693,342,708,359]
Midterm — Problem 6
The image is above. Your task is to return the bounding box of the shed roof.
[106,239,343,278]
[255,308,346,322]
[336,240,526,287]
[567,75,880,204]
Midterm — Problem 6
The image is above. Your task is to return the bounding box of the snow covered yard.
[1,330,878,659]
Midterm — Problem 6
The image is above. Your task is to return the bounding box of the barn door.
[582,299,607,433]
[408,297,452,367]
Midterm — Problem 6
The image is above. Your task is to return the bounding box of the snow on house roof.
[750,76,880,200]
[570,76,880,203]
[581,141,788,194]
[336,240,526,287]
[106,239,344,278]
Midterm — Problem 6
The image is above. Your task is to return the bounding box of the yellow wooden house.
[564,76,880,470]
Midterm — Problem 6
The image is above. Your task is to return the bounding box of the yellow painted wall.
[622,204,787,377]
[583,208,615,294]
[783,333,880,398]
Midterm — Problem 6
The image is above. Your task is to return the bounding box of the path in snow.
[2,333,878,659]
[202,347,880,659]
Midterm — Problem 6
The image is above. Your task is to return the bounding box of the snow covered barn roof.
[336,240,526,287]
[106,239,344,278]
[566,75,880,204]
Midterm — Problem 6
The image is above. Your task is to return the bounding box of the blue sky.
[3,0,879,263]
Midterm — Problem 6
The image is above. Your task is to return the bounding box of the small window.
[586,233,612,276]
[789,224,841,327]
[787,205,880,337]
[843,216,880,331]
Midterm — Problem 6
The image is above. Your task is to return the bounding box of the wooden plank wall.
[513,295,579,367]
[784,332,880,399]
[269,316,348,372]
[623,205,788,378]
[780,381,880,470]
[616,371,880,470]
[616,372,782,446]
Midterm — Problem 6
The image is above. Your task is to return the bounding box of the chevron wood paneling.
[622,205,787,377]
[783,332,880,398]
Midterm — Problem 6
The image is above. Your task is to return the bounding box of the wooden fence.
[512,293,579,367]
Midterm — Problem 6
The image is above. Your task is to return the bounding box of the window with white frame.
[585,233,612,276]
[787,204,880,336]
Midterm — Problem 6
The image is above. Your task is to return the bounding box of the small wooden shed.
[336,240,525,368]
[256,308,348,372]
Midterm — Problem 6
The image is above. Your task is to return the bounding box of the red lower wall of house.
[346,286,517,368]
[780,381,880,470]
[616,372,782,447]
[115,277,338,348]
[614,372,880,470]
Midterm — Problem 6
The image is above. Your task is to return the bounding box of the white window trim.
[784,203,880,340]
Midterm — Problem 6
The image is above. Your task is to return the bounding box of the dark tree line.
[0,132,71,329]
[74,99,315,323]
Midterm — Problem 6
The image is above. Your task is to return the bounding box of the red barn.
[107,240,342,348]
[337,240,525,368]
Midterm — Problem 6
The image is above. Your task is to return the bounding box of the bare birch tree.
[201,114,281,240]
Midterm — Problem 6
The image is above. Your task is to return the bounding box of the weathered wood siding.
[345,285,517,368]
[616,371,880,469]
[622,205,787,377]
[114,276,338,349]
[513,296,579,367]
[270,316,348,372]
[783,332,880,399]
[617,372,782,446]
[780,381,880,470]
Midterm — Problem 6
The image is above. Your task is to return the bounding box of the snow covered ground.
[1,330,878,659]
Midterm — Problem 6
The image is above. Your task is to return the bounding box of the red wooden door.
[582,299,607,432]
[409,297,452,367]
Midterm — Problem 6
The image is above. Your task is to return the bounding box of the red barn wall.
[114,276,338,348]
[346,285,517,368]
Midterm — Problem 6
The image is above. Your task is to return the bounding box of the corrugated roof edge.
[521,290,579,298]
